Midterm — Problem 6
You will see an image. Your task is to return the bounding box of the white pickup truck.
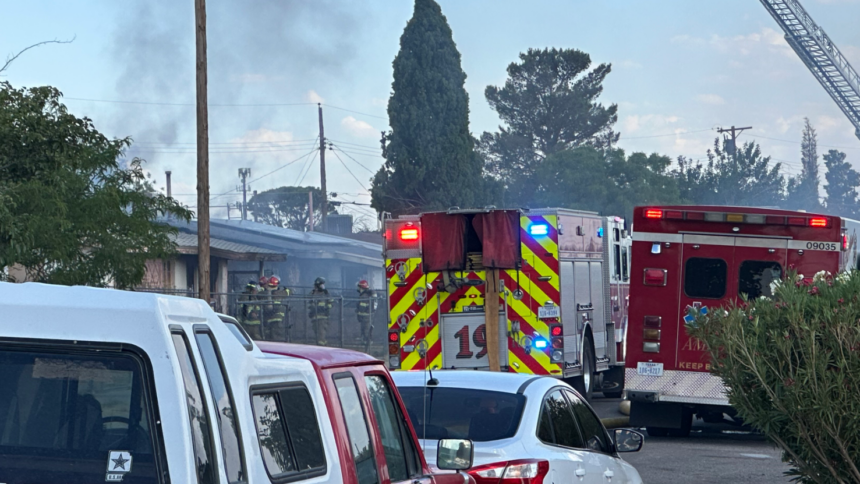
[0,282,474,484]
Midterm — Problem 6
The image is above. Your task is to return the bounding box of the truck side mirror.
[613,429,644,453]
[436,439,474,470]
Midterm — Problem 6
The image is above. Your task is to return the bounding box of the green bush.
[687,270,860,483]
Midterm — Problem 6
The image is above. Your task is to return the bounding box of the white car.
[393,371,643,484]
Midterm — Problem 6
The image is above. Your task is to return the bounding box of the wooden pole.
[308,191,314,232]
[195,0,210,303]
[318,104,327,232]
[485,269,501,371]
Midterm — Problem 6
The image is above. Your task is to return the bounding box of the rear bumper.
[624,368,729,406]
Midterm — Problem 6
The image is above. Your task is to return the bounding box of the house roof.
[166,218,382,267]
[171,233,286,261]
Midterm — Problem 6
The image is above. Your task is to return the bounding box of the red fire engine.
[383,207,631,398]
[625,205,860,436]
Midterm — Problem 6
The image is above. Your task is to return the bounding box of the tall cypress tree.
[371,0,483,215]
[786,118,821,211]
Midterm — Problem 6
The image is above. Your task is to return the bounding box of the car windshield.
[398,387,525,442]
[0,347,158,484]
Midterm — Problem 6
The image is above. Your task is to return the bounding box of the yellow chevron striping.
[520,245,560,292]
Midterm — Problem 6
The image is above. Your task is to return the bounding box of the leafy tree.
[0,82,190,287]
[687,271,860,483]
[247,186,334,231]
[786,118,821,211]
[672,138,785,207]
[533,146,680,219]
[479,48,618,205]
[823,149,859,218]
[371,0,484,215]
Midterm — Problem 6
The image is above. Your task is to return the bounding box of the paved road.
[591,396,793,483]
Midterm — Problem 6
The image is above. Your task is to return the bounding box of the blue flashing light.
[533,338,548,349]
[597,227,604,238]
[529,224,549,236]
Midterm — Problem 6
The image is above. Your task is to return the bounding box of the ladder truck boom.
[760,0,860,141]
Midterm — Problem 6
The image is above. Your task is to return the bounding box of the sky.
[3,0,860,225]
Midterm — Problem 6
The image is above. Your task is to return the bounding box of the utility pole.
[165,170,172,220]
[318,103,327,233]
[238,168,251,221]
[717,125,752,159]
[195,0,210,303]
[308,190,315,232]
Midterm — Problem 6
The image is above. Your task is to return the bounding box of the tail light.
[844,234,850,251]
[644,209,663,219]
[388,331,401,369]
[549,324,563,362]
[400,228,419,241]
[469,459,550,484]
[809,217,829,228]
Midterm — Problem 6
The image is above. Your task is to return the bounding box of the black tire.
[668,409,693,437]
[602,366,625,399]
[573,337,595,400]
[646,427,670,437]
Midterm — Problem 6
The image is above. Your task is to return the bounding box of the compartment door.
[588,261,607,360]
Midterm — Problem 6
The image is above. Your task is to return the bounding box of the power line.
[620,128,714,140]
[331,149,368,191]
[748,134,860,151]
[248,148,319,185]
[135,138,319,147]
[297,150,319,186]
[327,138,381,150]
[64,96,387,120]
[329,143,375,174]
[131,145,319,155]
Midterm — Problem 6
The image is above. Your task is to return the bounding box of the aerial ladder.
[760,0,860,141]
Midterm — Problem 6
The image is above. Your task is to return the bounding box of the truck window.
[0,347,160,483]
[614,244,622,280]
[250,385,327,480]
[738,261,782,299]
[195,330,246,483]
[621,246,629,282]
[334,375,379,484]
[365,375,420,481]
[171,332,217,484]
[684,258,727,299]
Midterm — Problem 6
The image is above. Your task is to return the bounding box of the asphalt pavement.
[591,396,793,483]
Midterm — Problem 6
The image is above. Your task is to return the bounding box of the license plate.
[637,362,664,377]
[538,306,561,319]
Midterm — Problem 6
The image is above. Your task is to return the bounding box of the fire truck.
[382,207,632,399]
[625,205,860,436]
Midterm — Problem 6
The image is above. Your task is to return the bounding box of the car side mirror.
[436,439,474,470]
[613,428,644,453]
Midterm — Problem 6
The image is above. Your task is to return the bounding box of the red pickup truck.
[257,341,475,484]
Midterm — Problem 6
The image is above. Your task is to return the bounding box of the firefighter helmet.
[259,276,269,286]
[314,277,326,287]
[357,280,369,289]
[246,281,257,291]
[268,276,280,288]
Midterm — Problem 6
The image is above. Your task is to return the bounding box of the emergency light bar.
[644,208,830,228]
[529,224,549,236]
[399,228,419,241]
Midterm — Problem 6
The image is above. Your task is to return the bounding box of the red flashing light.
[644,209,663,219]
[766,215,785,225]
[399,228,419,241]
[643,268,667,286]
[685,211,705,221]
[844,234,850,250]
[787,217,806,226]
[550,325,562,337]
[665,210,684,220]
[551,337,564,349]
[388,332,399,343]
[809,217,829,228]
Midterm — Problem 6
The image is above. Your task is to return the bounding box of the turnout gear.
[239,281,262,340]
[264,281,291,342]
[309,279,332,346]
[356,281,375,342]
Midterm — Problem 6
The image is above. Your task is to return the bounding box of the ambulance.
[383,207,631,398]
[625,205,860,436]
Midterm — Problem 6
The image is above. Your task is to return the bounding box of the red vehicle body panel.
[258,342,467,484]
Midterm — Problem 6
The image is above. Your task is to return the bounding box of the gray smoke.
[107,0,364,209]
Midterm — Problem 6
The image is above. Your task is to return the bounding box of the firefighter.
[264,276,291,341]
[239,281,262,340]
[308,277,332,346]
[356,280,375,343]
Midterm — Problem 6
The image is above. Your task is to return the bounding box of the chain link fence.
[131,288,390,359]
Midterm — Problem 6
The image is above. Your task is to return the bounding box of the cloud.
[306,90,325,104]
[672,28,792,58]
[617,60,643,70]
[341,116,377,138]
[232,128,295,145]
[697,94,725,105]
[775,115,804,134]
[622,114,680,133]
